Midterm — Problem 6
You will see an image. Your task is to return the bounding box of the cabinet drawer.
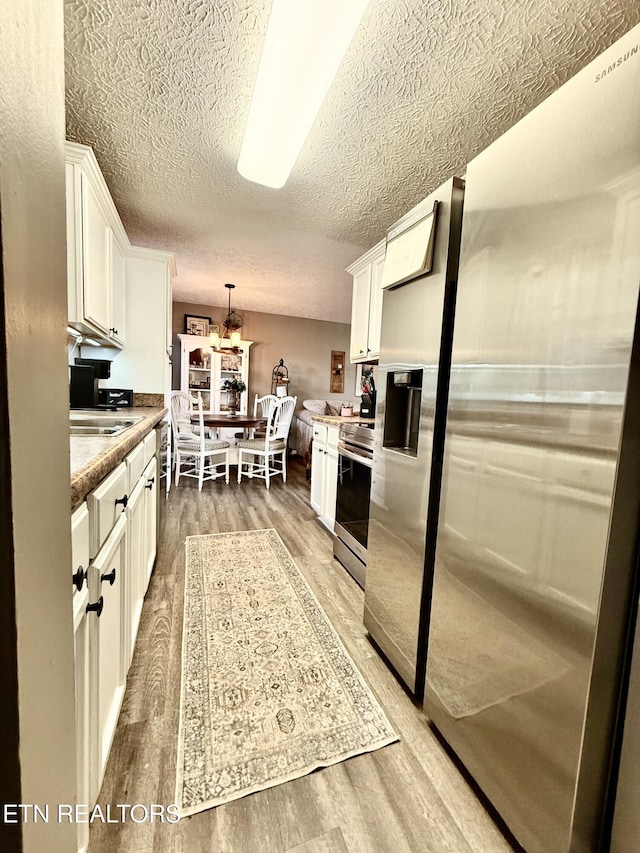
[71,503,90,614]
[143,455,157,490]
[326,425,340,449]
[312,422,328,444]
[143,430,156,466]
[87,462,128,558]
[125,441,145,493]
[90,513,127,779]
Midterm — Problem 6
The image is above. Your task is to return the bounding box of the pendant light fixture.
[210,283,243,351]
[237,0,370,188]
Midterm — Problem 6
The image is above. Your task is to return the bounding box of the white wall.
[173,301,360,407]
[1,2,77,851]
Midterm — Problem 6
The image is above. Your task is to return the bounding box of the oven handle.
[338,443,373,468]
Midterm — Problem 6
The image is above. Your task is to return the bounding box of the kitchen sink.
[69,414,143,437]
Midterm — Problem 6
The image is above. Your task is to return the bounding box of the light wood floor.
[89,459,514,853]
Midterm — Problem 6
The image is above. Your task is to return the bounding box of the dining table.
[193,414,268,431]
[191,413,268,444]
[191,413,268,464]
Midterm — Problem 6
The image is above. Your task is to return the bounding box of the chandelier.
[210,283,243,351]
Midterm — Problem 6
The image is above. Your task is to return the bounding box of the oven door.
[335,444,372,564]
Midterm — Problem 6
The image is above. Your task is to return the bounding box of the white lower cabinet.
[126,477,145,667]
[310,424,327,515]
[71,504,91,853]
[143,457,158,587]
[87,461,128,558]
[125,455,158,666]
[71,432,159,844]
[310,423,339,532]
[91,513,127,781]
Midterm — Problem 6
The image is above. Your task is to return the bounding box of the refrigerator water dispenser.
[383,369,423,455]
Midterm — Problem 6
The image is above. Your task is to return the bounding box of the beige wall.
[173,302,361,408]
[1,1,77,851]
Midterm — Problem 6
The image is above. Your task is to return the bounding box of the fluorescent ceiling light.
[237,0,370,189]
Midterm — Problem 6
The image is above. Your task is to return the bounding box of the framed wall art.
[330,350,345,394]
[184,314,211,336]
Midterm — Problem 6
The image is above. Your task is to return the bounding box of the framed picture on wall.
[330,350,345,394]
[184,314,211,336]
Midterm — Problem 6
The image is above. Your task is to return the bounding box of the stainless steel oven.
[333,423,373,588]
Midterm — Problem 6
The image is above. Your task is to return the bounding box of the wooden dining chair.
[171,392,231,490]
[252,393,277,438]
[236,396,297,488]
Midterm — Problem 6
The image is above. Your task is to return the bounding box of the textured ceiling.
[64,0,640,323]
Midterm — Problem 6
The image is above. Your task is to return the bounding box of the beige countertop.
[311,414,376,426]
[70,406,167,510]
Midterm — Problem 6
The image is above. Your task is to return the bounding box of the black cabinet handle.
[110,327,118,335]
[145,477,155,490]
[115,494,128,511]
[72,565,86,592]
[86,596,104,617]
[101,568,116,586]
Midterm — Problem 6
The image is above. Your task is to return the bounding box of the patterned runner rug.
[176,528,398,817]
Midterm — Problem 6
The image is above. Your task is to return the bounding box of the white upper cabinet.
[105,248,175,406]
[66,141,130,348]
[350,265,372,362]
[347,239,386,363]
[110,230,127,347]
[367,250,386,360]
[81,172,111,335]
[66,141,176,399]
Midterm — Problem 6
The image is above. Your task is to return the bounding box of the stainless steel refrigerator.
[364,175,465,697]
[423,25,640,853]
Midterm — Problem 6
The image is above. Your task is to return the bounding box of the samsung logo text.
[595,44,638,82]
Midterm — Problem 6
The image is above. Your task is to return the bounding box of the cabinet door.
[110,231,126,346]
[143,430,157,466]
[71,504,93,853]
[71,503,90,612]
[73,597,92,853]
[66,163,84,325]
[367,251,386,360]
[109,254,174,401]
[323,443,339,531]
[215,344,250,414]
[180,334,213,413]
[165,272,173,354]
[350,265,372,362]
[90,513,127,784]
[310,440,326,516]
[126,479,145,669]
[125,441,145,494]
[87,461,128,558]
[212,341,252,442]
[142,457,158,592]
[81,172,111,335]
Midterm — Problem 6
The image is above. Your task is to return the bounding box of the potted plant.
[220,377,246,415]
